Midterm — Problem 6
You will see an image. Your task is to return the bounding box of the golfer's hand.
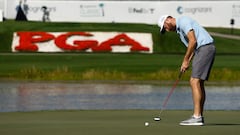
[181,60,189,72]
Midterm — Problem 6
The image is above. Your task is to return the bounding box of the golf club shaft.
[159,71,183,116]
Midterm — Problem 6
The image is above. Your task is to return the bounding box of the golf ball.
[144,122,149,126]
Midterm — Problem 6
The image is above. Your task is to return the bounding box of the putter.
[154,71,183,121]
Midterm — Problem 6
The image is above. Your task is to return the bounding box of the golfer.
[158,15,215,126]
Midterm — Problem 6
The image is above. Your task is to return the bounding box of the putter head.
[154,117,161,121]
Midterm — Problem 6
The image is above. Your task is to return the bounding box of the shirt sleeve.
[180,18,194,35]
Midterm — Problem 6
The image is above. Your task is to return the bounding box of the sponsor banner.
[0,9,2,22]
[4,1,240,28]
[11,31,153,53]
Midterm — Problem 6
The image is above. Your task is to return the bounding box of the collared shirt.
[176,16,213,49]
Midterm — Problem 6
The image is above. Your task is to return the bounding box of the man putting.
[158,15,216,126]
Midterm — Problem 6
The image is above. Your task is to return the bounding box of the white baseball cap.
[158,15,169,33]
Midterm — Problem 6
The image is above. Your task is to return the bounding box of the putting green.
[0,110,239,135]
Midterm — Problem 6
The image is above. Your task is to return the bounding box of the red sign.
[12,31,152,53]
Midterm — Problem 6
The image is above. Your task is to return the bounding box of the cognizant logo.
[177,6,212,14]
[177,6,184,14]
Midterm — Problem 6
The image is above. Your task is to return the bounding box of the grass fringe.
[12,66,240,82]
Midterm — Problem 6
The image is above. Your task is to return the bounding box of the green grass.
[0,110,239,135]
[0,21,240,81]
[1,20,240,53]
[0,53,239,82]
[206,27,240,36]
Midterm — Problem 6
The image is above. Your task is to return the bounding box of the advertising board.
[4,1,240,28]
[11,31,153,53]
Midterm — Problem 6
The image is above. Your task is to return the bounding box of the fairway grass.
[0,110,239,135]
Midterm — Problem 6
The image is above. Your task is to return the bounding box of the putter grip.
[178,71,183,79]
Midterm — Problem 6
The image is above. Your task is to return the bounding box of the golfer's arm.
[184,30,196,62]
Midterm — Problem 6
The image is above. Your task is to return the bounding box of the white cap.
[158,15,169,33]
